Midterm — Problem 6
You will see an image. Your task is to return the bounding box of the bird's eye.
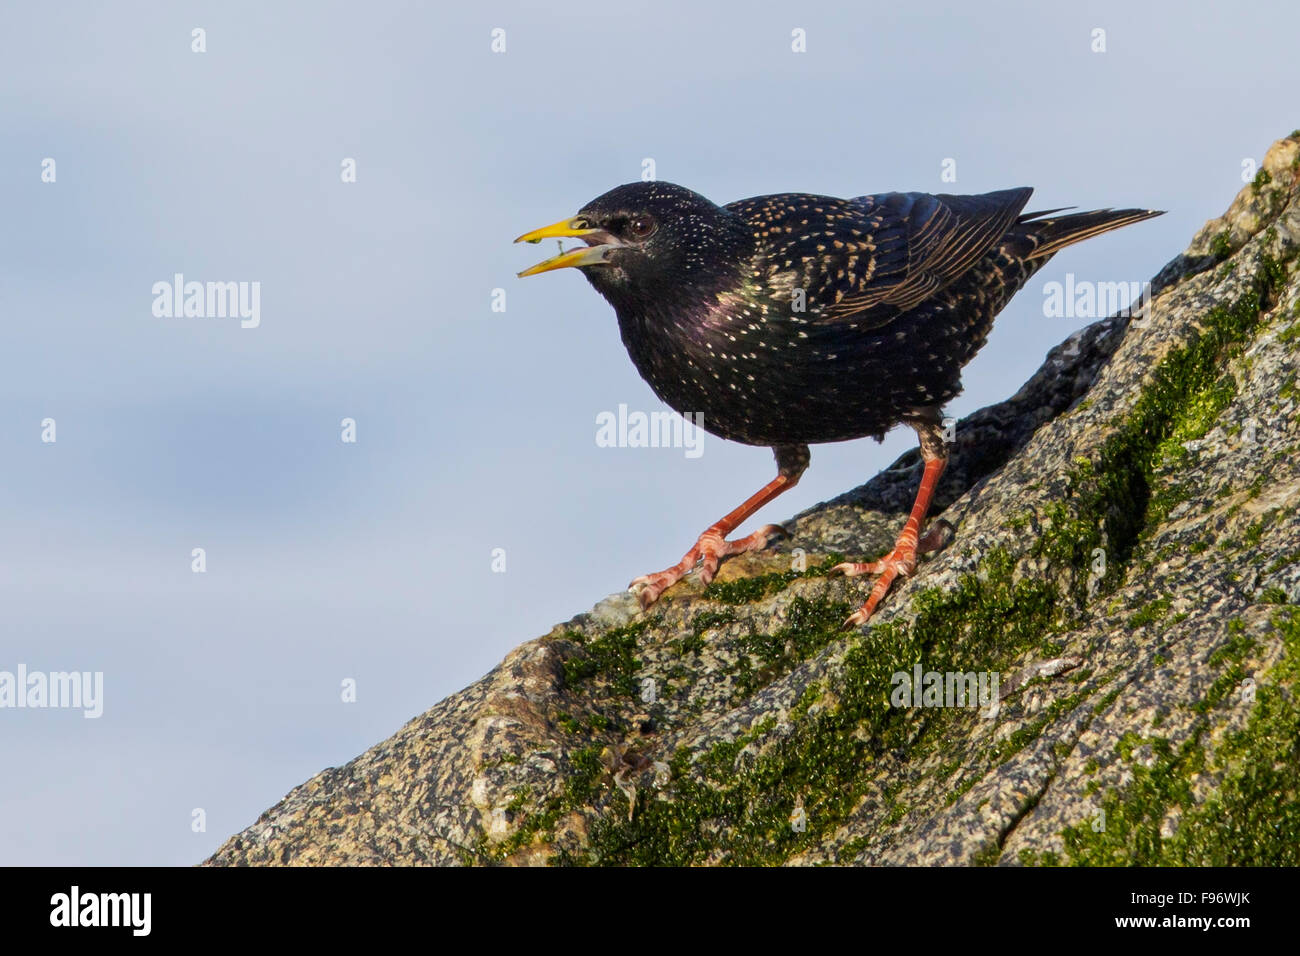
[627,215,657,239]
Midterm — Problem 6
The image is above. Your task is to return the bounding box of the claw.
[630,524,786,611]
[697,561,718,587]
[841,608,870,630]
[831,559,885,578]
[837,447,952,627]
[835,516,958,627]
[633,585,657,611]
[628,566,687,609]
[842,560,907,628]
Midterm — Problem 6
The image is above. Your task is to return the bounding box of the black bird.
[516,182,1161,626]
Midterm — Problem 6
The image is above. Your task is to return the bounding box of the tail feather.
[1016,207,1164,259]
[1017,205,1076,220]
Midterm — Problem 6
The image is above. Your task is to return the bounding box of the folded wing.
[727,187,1033,326]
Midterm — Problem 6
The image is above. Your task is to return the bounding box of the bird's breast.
[614,294,941,446]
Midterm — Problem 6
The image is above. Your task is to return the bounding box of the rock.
[206,132,1300,867]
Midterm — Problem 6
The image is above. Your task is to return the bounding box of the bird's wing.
[727,188,1033,324]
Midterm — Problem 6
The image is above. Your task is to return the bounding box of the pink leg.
[630,446,807,609]
[835,453,948,627]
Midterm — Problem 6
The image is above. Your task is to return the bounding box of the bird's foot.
[833,520,954,628]
[629,524,788,610]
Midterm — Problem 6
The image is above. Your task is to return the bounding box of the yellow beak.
[514,216,616,277]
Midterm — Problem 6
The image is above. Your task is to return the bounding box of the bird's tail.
[1015,207,1164,259]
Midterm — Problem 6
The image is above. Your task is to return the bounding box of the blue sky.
[1,0,1295,864]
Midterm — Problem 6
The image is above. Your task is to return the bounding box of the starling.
[516,182,1161,626]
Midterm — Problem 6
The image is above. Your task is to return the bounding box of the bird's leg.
[629,444,809,610]
[835,419,949,627]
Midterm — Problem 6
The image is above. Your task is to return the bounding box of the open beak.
[514,216,620,277]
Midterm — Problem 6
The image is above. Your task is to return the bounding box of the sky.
[0,0,1295,865]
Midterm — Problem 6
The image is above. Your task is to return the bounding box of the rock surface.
[207,133,1300,866]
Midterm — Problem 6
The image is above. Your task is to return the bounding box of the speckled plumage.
[518,180,1160,622]
[573,182,1158,447]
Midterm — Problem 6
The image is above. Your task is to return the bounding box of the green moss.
[789,680,826,722]
[678,609,735,655]
[970,839,1002,866]
[1034,249,1293,608]
[1019,847,1061,866]
[1130,597,1172,628]
[1251,167,1273,195]
[1209,231,1232,261]
[1280,372,1298,403]
[1153,374,1236,466]
[1263,548,1294,572]
[1114,730,1144,761]
[732,596,851,700]
[565,745,606,803]
[701,554,842,605]
[1167,610,1300,863]
[702,572,794,605]
[1061,610,1300,865]
[480,742,611,862]
[992,691,1086,763]
[1093,688,1122,715]
[554,710,583,735]
[1244,520,1265,547]
[561,621,648,697]
[1260,587,1289,605]
[945,775,978,806]
[566,546,1062,865]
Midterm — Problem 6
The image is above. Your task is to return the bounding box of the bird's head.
[514,181,752,309]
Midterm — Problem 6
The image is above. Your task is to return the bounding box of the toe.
[842,607,870,629]
[832,561,881,577]
[628,573,671,610]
